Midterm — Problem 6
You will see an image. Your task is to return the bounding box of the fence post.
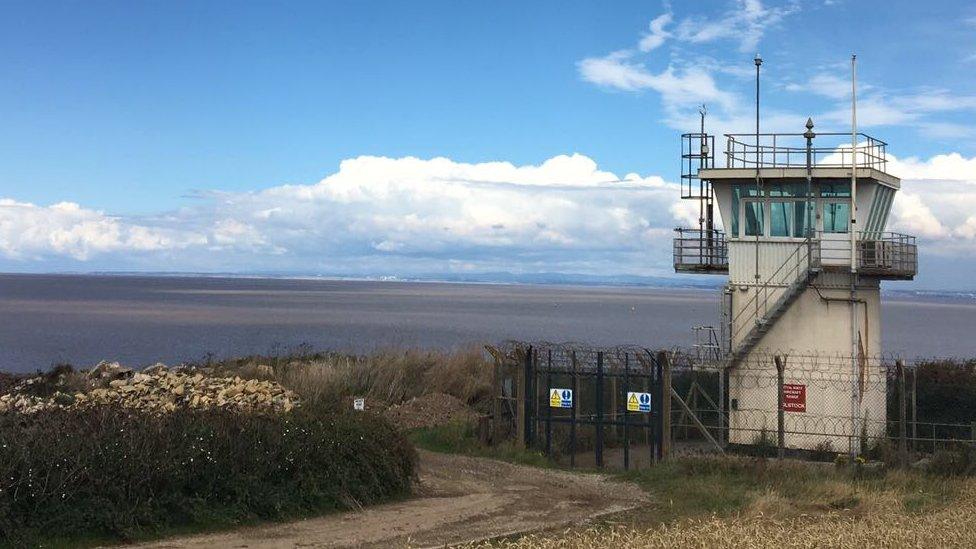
[897,359,908,468]
[623,352,630,470]
[911,366,918,452]
[491,354,502,444]
[522,346,534,448]
[718,366,726,448]
[570,350,577,468]
[595,351,605,468]
[610,371,618,441]
[659,351,672,461]
[545,349,553,461]
[775,355,785,459]
[516,349,526,449]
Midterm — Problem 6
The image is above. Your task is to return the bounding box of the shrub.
[0,405,416,544]
[927,443,976,477]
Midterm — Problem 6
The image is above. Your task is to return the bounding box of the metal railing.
[816,232,917,279]
[673,229,728,273]
[724,132,888,171]
[681,132,715,200]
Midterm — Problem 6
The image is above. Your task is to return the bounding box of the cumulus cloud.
[3,150,976,276]
[0,155,689,275]
[0,199,203,261]
[886,154,976,247]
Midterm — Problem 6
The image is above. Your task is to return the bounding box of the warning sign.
[782,384,806,413]
[549,388,573,408]
[627,391,652,413]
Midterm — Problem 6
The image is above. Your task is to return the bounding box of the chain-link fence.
[489,342,976,466]
[670,349,976,460]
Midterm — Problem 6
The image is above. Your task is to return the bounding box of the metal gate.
[508,344,666,470]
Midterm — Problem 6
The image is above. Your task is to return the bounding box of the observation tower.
[673,72,917,451]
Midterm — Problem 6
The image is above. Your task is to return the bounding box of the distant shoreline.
[1,271,974,301]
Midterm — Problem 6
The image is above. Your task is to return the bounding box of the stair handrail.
[728,240,820,351]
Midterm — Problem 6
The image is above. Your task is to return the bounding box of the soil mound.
[385,392,480,430]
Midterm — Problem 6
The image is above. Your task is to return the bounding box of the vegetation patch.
[197,346,494,413]
[409,422,553,469]
[0,404,416,546]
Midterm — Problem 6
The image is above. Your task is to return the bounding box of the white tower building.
[673,119,917,452]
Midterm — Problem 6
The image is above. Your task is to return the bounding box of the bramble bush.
[0,404,416,545]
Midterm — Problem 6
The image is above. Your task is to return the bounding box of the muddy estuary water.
[0,274,974,373]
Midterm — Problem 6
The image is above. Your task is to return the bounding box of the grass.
[616,456,960,523]
[408,422,554,469]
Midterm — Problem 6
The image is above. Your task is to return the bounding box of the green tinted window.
[731,184,761,236]
[769,183,807,197]
[770,201,810,237]
[823,202,850,233]
[744,201,764,236]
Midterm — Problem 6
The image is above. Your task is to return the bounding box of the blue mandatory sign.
[627,391,652,413]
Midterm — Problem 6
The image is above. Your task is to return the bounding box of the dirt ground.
[129,450,647,549]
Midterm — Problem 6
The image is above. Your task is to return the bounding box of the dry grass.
[487,502,976,548]
[206,347,494,412]
[475,458,976,548]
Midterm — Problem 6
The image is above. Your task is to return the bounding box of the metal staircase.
[728,242,820,365]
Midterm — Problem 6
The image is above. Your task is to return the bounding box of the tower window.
[823,202,850,233]
[771,201,810,237]
[743,200,764,236]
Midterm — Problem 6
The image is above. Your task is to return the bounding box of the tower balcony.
[816,232,917,280]
[673,228,729,274]
[675,230,916,280]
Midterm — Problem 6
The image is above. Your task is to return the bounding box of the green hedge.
[0,406,416,545]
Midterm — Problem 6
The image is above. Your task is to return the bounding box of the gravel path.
[129,450,647,548]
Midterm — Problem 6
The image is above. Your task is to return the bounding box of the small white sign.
[353,397,365,411]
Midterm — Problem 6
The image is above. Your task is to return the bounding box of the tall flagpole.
[849,53,861,458]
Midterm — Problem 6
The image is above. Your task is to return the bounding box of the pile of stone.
[0,361,298,415]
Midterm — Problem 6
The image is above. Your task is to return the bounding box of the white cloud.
[888,153,976,248]
[673,0,798,53]
[0,199,203,261]
[0,155,689,275]
[577,2,801,134]
[577,51,736,110]
[789,70,976,137]
[638,13,672,52]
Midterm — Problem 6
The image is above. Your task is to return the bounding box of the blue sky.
[1,1,976,289]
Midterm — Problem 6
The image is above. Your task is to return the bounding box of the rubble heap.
[0,361,298,415]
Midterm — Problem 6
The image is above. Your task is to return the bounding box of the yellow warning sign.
[627,392,640,412]
[550,389,561,408]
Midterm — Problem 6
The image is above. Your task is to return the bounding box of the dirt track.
[131,450,647,548]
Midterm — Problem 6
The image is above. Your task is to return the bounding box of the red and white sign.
[782,384,806,413]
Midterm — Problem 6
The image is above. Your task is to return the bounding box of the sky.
[1,0,975,289]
